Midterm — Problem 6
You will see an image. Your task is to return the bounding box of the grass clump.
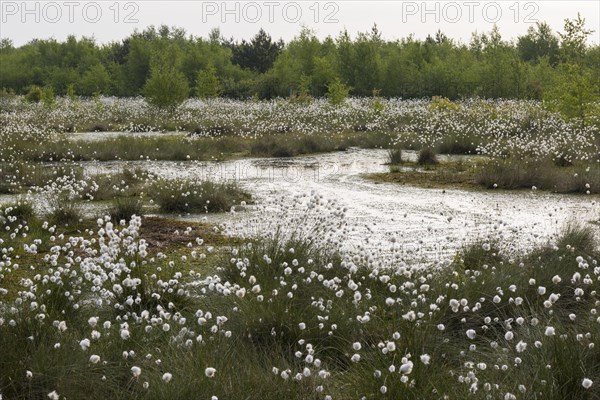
[109,196,144,222]
[417,147,439,165]
[0,162,83,194]
[476,159,600,193]
[436,134,479,154]
[251,137,296,157]
[151,179,250,213]
[1,200,34,222]
[387,147,403,165]
[46,192,83,225]
[1,213,599,399]
[249,134,339,157]
[82,167,147,201]
[554,154,573,167]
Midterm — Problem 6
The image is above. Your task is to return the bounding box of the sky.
[1,1,599,46]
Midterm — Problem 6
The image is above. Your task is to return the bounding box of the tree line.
[0,16,598,104]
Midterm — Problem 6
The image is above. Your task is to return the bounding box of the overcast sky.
[1,1,599,46]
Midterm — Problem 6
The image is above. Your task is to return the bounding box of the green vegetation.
[371,157,600,194]
[1,18,598,107]
[143,49,190,109]
[110,196,144,222]
[4,131,393,165]
[326,78,351,106]
[1,200,34,221]
[417,148,439,166]
[45,192,83,226]
[2,14,599,400]
[81,167,147,201]
[196,64,221,98]
[1,211,598,399]
[386,147,403,165]
[150,179,250,213]
[24,85,42,103]
[475,159,600,193]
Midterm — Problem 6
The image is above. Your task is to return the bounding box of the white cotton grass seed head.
[400,361,413,374]
[79,338,90,351]
[516,341,527,353]
[162,372,173,383]
[583,378,593,389]
[205,367,216,378]
[48,390,60,400]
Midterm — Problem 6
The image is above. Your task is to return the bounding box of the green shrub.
[429,95,460,112]
[144,69,189,108]
[41,86,55,108]
[326,78,350,107]
[144,50,190,109]
[24,85,43,103]
[66,83,77,101]
[290,74,312,104]
[369,89,385,112]
[196,64,221,98]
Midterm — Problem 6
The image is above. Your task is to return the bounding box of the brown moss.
[139,216,238,250]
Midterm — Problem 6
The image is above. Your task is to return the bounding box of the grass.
[435,133,480,155]
[368,157,600,194]
[368,159,479,190]
[6,131,393,163]
[45,192,83,226]
[417,148,439,165]
[150,178,251,214]
[82,167,147,201]
[386,147,403,165]
[2,97,600,398]
[0,214,243,399]
[475,159,600,193]
[248,132,390,158]
[1,200,34,221]
[0,161,83,194]
[109,196,144,222]
[1,215,599,399]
